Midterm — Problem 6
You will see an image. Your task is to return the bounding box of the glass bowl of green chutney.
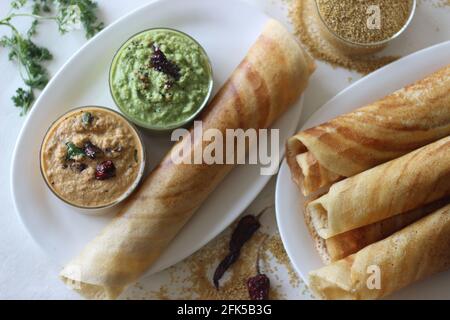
[109,28,214,131]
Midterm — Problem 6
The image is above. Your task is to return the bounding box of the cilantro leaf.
[12,87,34,115]
[1,0,104,115]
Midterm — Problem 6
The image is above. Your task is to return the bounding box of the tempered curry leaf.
[66,142,85,160]
[81,111,93,126]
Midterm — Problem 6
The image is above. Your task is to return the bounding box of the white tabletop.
[1,0,449,299]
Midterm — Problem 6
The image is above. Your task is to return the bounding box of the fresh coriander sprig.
[0,0,104,115]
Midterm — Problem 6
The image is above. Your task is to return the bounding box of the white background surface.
[0,0,449,299]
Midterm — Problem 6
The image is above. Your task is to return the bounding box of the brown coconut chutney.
[40,107,145,208]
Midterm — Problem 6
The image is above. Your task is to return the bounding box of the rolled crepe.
[286,64,450,196]
[309,203,450,300]
[308,136,450,239]
[60,19,315,299]
[305,197,450,264]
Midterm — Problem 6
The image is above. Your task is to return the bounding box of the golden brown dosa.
[305,197,450,264]
[286,65,450,196]
[308,136,450,239]
[59,19,315,299]
[309,203,450,300]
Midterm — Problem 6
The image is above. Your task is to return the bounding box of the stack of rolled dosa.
[60,19,315,299]
[286,64,450,299]
[287,65,450,197]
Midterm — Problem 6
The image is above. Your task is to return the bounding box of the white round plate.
[11,0,304,276]
[276,40,450,299]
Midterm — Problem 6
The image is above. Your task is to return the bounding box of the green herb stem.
[6,12,57,21]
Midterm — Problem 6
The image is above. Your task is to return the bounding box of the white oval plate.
[11,0,304,276]
[276,40,450,299]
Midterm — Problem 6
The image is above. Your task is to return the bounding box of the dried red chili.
[247,274,270,300]
[150,44,181,81]
[212,251,240,289]
[95,160,116,180]
[247,235,270,300]
[229,215,261,253]
[213,206,272,289]
[84,141,103,159]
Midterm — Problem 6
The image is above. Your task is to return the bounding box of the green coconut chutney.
[110,29,212,128]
